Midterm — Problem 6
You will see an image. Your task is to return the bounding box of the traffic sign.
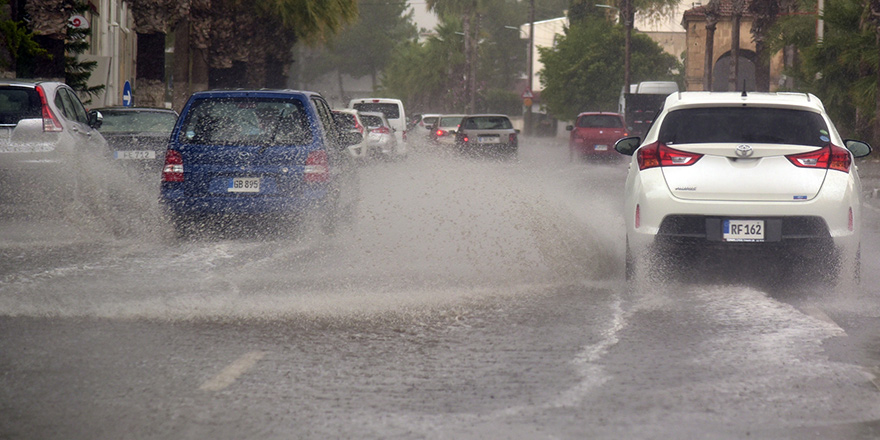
[122,81,132,107]
[521,88,533,99]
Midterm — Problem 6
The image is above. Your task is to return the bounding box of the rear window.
[439,116,463,127]
[463,116,513,130]
[334,113,356,130]
[422,116,439,126]
[658,107,829,147]
[0,87,40,125]
[360,114,385,127]
[577,114,623,128]
[98,110,178,133]
[179,97,313,146]
[352,103,400,120]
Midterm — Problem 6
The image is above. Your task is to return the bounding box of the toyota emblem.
[735,144,754,158]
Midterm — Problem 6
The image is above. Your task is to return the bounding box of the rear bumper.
[159,184,331,216]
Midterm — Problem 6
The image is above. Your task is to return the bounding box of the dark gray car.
[94,106,179,187]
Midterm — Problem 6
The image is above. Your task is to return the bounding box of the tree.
[64,1,103,102]
[298,0,417,99]
[0,0,48,77]
[538,16,681,120]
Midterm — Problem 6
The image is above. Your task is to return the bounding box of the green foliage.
[769,0,876,139]
[65,2,103,101]
[538,17,681,120]
[0,0,48,72]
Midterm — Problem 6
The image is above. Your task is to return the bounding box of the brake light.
[637,142,703,170]
[305,150,329,183]
[509,133,517,144]
[435,129,446,137]
[372,126,390,135]
[355,119,364,135]
[162,150,184,182]
[35,85,62,132]
[786,144,851,173]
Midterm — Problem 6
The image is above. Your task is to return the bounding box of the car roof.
[189,89,321,100]
[0,79,61,88]
[350,97,403,104]
[576,112,623,117]
[665,91,826,113]
[95,106,178,114]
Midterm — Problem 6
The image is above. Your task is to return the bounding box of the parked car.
[615,91,872,284]
[359,111,399,159]
[407,113,440,147]
[566,112,627,162]
[428,114,465,148]
[454,114,519,159]
[94,106,178,186]
[349,98,407,158]
[332,108,369,159]
[159,89,362,236]
[0,80,108,207]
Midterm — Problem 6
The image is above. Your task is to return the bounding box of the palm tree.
[426,0,479,112]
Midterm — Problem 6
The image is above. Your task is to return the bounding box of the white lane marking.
[199,351,266,392]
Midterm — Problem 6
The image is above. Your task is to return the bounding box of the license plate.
[723,219,764,242]
[115,150,156,160]
[594,144,608,151]
[478,136,499,143]
[228,177,260,193]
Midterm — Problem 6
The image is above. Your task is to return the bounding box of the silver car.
[0,80,108,206]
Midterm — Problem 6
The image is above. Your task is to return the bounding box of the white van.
[349,98,407,157]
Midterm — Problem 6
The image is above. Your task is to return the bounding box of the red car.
[566,112,628,162]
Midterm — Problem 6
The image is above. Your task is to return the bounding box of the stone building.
[681,0,789,92]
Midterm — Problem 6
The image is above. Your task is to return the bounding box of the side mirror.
[614,136,642,156]
[88,110,103,129]
[514,129,521,134]
[565,125,573,131]
[845,139,872,158]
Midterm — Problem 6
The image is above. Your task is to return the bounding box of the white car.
[614,91,872,284]
[359,111,399,159]
[349,97,407,158]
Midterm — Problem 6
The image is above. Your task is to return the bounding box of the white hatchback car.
[615,91,872,283]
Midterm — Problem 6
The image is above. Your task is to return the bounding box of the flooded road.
[1,138,879,439]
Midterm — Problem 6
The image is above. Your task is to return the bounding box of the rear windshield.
[577,114,623,128]
[658,107,829,147]
[462,116,513,130]
[439,116,463,127]
[98,110,178,133]
[352,103,400,120]
[422,116,439,126]
[0,87,40,125]
[179,98,313,146]
[360,114,385,127]
[334,113,356,130]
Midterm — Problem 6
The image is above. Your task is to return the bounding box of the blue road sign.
[122,81,132,107]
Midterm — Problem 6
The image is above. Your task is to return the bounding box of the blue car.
[159,89,361,236]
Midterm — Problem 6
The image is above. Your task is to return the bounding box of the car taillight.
[305,150,329,183]
[435,129,446,137]
[372,126,390,134]
[403,130,407,142]
[786,144,851,173]
[355,120,364,135]
[637,142,703,170]
[509,133,517,144]
[35,85,62,132]
[162,150,184,182]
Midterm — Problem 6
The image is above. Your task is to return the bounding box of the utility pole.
[525,0,535,136]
